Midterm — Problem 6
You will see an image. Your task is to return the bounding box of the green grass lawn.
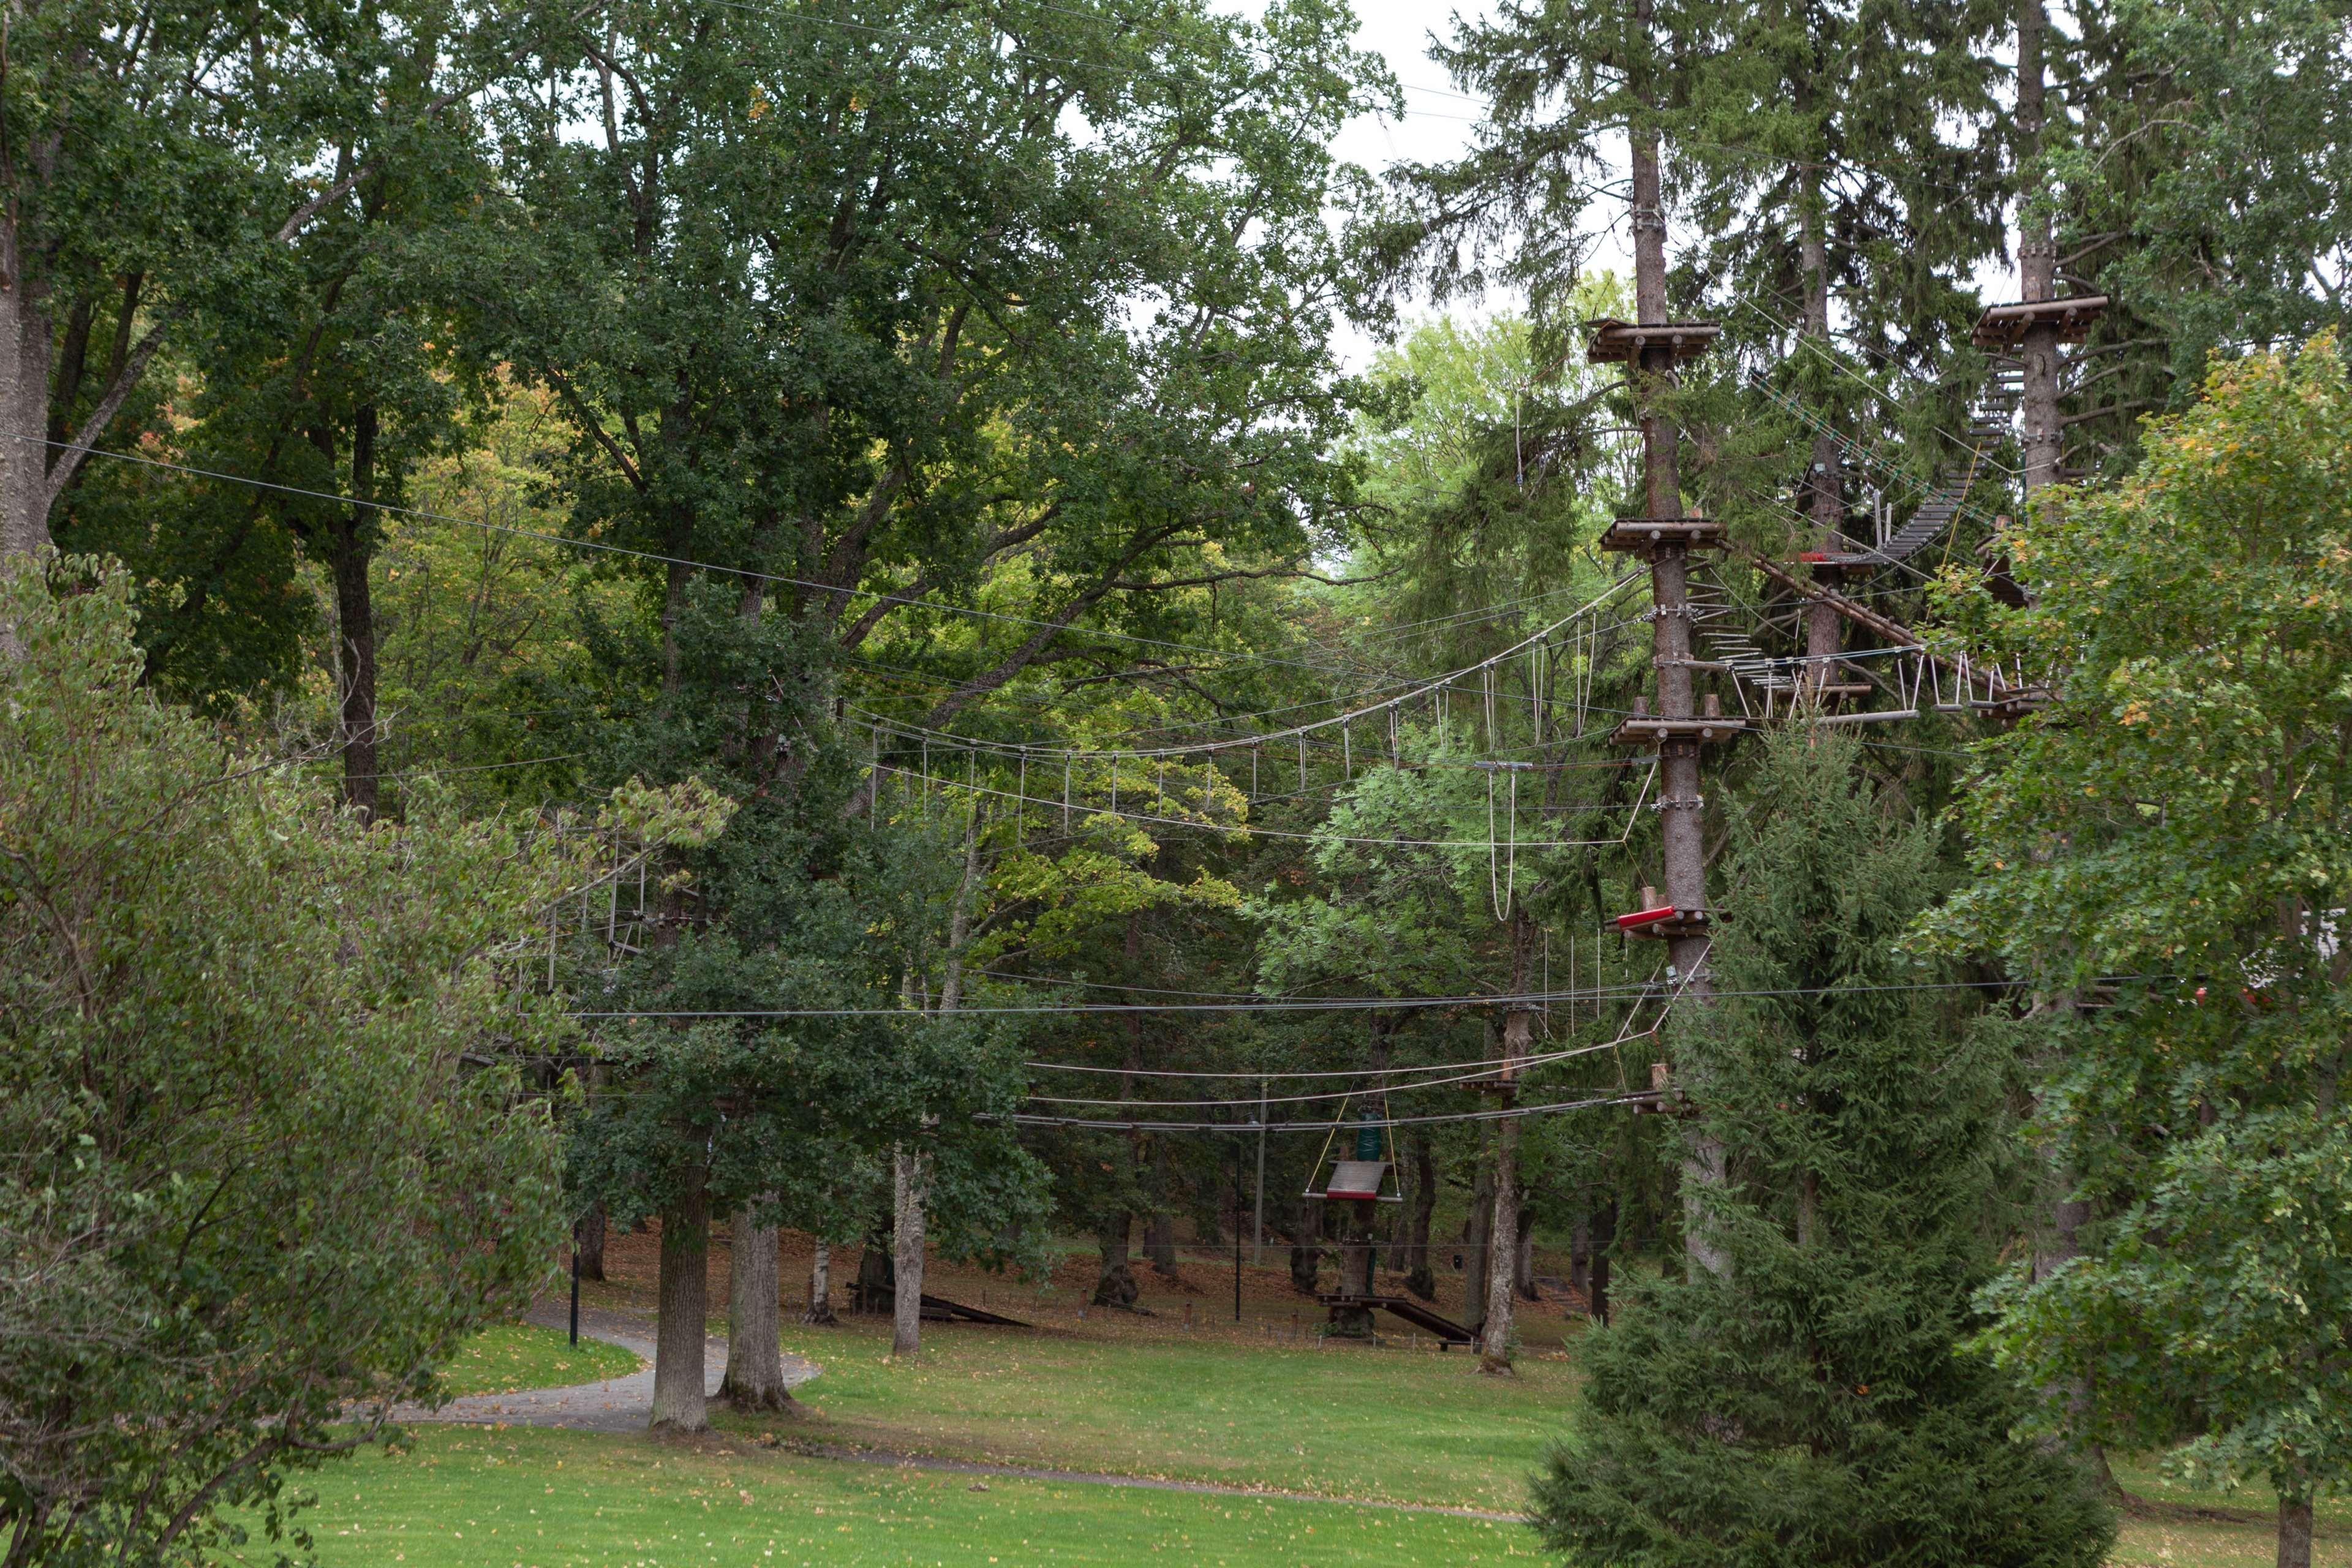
[2107,1456,2348,1568]
[758,1318,1574,1513]
[439,1324,641,1398]
[219,1427,1544,1567]
[209,1313,2345,1566]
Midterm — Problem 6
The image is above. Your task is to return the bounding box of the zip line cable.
[1005,1088,1652,1134]
[570,973,2095,1027]
[1019,957,1688,1131]
[849,570,1643,764]
[1027,1035,1633,1109]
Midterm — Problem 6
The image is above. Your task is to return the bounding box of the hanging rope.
[1486,767,1520,920]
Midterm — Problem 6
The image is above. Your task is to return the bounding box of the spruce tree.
[1532,728,2113,1567]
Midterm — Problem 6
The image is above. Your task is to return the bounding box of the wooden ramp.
[918,1293,1031,1328]
[1319,1294,1476,1348]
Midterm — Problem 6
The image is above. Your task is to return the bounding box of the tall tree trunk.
[1091,1211,1139,1308]
[2018,0,2065,499]
[1513,1206,1539,1300]
[1482,913,1537,1371]
[1329,1199,1375,1337]
[892,1148,927,1354]
[1480,1117,1521,1370]
[1587,1199,1616,1323]
[0,233,53,562]
[330,404,380,818]
[578,1200,606,1283]
[649,1169,710,1433]
[852,1228,892,1313]
[1629,15,1727,1279]
[891,818,975,1352]
[1798,168,1845,699]
[1404,1137,1437,1301]
[720,1200,794,1412]
[1117,906,1155,1294]
[803,1240,838,1325]
[1463,1158,1496,1335]
[1569,1212,1592,1302]
[1287,1195,1321,1295]
[2277,1486,2313,1568]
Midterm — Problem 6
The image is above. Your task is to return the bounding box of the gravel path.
[395,1299,818,1434]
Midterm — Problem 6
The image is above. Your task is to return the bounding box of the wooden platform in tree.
[1583,318,1722,364]
[1599,516,1724,557]
[1969,295,2109,349]
[1615,906,1714,940]
[1609,714,1747,748]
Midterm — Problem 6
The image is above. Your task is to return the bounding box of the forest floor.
[219,1226,2345,1566]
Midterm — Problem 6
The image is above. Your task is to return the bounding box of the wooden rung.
[1583,318,1723,364]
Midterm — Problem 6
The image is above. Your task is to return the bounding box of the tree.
[2,0,536,559]
[0,556,577,1564]
[2040,0,2352,474]
[475,0,1383,750]
[1934,336,2352,1568]
[1534,726,2115,1567]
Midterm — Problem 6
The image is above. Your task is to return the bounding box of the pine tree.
[1532,728,2113,1567]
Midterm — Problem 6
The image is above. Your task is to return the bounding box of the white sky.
[1310,1,1646,371]
[1322,1,2027,368]
[1324,0,1504,371]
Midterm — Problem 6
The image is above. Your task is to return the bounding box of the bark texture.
[2018,0,2065,499]
[577,1201,606,1282]
[853,1230,892,1313]
[1479,1115,1521,1371]
[2278,1491,2313,1568]
[0,244,54,561]
[892,1148,927,1354]
[802,1240,839,1325]
[1586,1199,1616,1323]
[1630,82,1727,1277]
[720,1202,794,1412]
[1463,1159,1497,1335]
[1091,1211,1140,1308]
[649,1174,711,1433]
[1287,1205,1321,1296]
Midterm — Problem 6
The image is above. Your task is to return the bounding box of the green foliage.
[1935,337,2352,1509]
[1534,729,2113,1568]
[2048,0,2352,467]
[0,558,575,1564]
